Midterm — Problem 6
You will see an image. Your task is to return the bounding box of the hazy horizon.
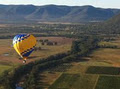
[0,0,120,9]
[0,4,120,10]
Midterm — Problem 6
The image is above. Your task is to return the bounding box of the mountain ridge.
[0,4,120,23]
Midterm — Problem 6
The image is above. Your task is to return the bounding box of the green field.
[86,66,120,75]
[0,64,11,74]
[49,73,98,89]
[48,66,120,89]
[96,76,120,89]
[38,38,120,89]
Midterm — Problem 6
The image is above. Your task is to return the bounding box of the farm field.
[49,73,98,89]
[95,76,120,89]
[0,37,73,63]
[89,48,120,66]
[1,36,120,89]
[0,37,73,75]
[0,64,12,74]
[32,37,73,60]
[36,38,120,89]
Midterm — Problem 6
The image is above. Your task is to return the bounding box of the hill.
[107,13,120,24]
[100,13,120,34]
[0,4,120,23]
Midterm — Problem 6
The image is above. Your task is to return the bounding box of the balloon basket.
[23,60,26,64]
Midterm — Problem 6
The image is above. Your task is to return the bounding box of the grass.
[67,63,88,74]
[0,64,11,74]
[38,39,120,88]
[95,76,120,89]
[99,39,120,48]
[0,37,72,64]
[99,41,118,47]
[79,60,112,66]
[49,73,98,89]
[48,63,72,72]
[0,37,72,88]
[90,48,120,66]
[91,48,120,60]
[92,40,120,65]
[1,38,120,89]
[32,44,71,59]
[37,72,62,89]
[86,66,120,75]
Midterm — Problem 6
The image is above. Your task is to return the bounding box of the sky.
[0,0,120,9]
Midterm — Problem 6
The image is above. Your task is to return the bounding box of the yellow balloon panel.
[13,34,36,58]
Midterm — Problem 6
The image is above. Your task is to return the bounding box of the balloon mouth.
[23,57,28,60]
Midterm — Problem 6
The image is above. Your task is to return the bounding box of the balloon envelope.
[13,34,36,59]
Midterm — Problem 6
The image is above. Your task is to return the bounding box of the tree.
[71,41,80,54]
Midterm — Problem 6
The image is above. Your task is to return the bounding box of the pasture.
[0,64,11,74]
[49,73,98,89]
[0,37,73,64]
[0,37,73,76]
[96,76,120,89]
[1,36,120,89]
[37,38,120,89]
[86,66,120,75]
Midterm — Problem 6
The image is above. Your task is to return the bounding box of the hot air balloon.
[13,34,36,63]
